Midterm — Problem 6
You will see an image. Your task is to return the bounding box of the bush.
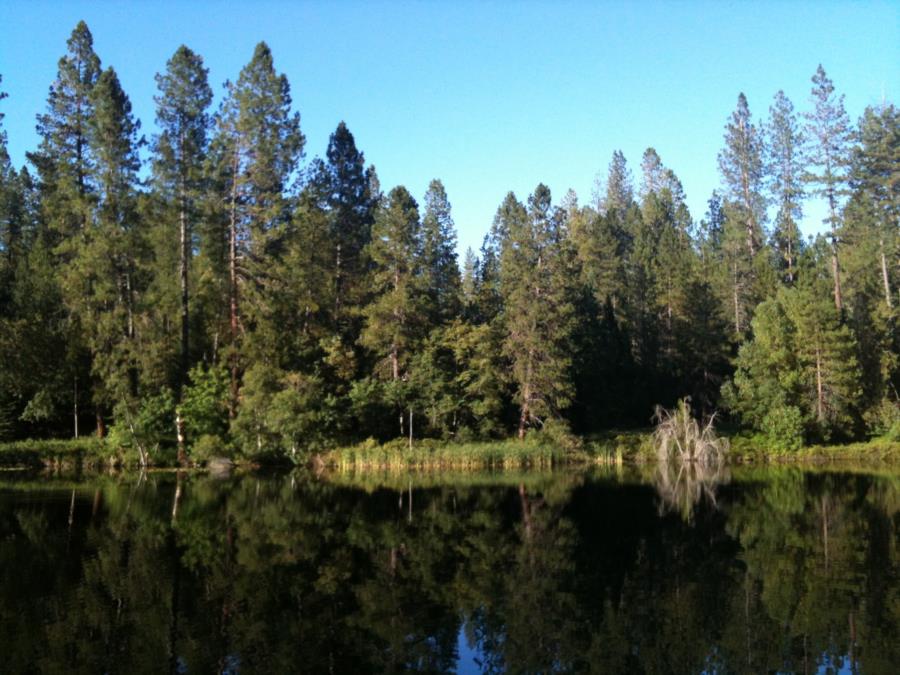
[179,364,230,440]
[191,434,230,463]
[528,418,583,454]
[868,398,900,441]
[761,405,806,452]
[108,388,176,466]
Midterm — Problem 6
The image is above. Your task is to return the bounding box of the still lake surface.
[0,466,896,674]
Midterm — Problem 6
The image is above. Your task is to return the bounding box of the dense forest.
[0,22,897,460]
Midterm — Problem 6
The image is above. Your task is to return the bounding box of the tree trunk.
[518,350,534,440]
[179,137,190,389]
[228,154,239,418]
[334,242,342,314]
[815,346,825,423]
[73,377,79,439]
[828,196,843,313]
[96,409,105,438]
[787,234,794,284]
[733,260,741,334]
[880,240,892,308]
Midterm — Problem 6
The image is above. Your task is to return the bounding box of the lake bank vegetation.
[0,23,897,469]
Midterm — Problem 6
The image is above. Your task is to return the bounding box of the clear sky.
[1,1,897,256]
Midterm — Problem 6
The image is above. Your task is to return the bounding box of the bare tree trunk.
[96,409,105,438]
[828,196,843,313]
[73,377,79,439]
[880,240,893,308]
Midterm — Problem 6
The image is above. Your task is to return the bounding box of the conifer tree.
[311,121,376,322]
[83,67,145,405]
[602,150,634,220]
[804,65,853,312]
[359,186,425,383]
[848,104,899,308]
[421,179,461,325]
[718,93,766,259]
[213,42,304,410]
[724,243,862,441]
[765,90,805,283]
[151,45,213,386]
[500,185,575,438]
[29,21,101,245]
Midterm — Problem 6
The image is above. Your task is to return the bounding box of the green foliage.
[108,388,176,464]
[2,32,894,458]
[179,364,229,440]
[760,405,806,452]
[190,433,229,463]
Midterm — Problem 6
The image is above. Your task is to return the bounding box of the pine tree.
[765,90,805,283]
[849,104,899,309]
[461,246,477,311]
[602,150,634,220]
[213,42,304,410]
[724,243,862,442]
[151,45,213,387]
[804,65,853,312]
[310,121,376,322]
[718,92,766,259]
[789,252,861,438]
[421,179,461,325]
[359,186,425,383]
[84,67,145,406]
[29,21,101,245]
[500,185,575,438]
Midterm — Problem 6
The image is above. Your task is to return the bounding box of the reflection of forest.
[0,469,896,674]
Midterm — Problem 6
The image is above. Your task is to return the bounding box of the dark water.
[0,467,897,674]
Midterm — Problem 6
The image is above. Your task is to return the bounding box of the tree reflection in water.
[0,468,895,673]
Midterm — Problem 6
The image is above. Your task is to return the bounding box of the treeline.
[0,22,897,460]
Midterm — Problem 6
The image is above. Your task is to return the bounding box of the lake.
[0,466,896,673]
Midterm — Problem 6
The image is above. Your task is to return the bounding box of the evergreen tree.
[602,150,634,220]
[724,243,862,442]
[28,21,101,245]
[718,92,766,259]
[311,121,376,322]
[421,179,461,325]
[500,185,575,438]
[765,90,805,283]
[803,65,853,312]
[213,42,304,410]
[848,104,899,309]
[359,186,425,383]
[151,45,213,387]
[83,67,145,409]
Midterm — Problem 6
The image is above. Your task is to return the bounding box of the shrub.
[191,434,230,463]
[761,405,806,452]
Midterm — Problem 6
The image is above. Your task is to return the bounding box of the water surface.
[0,466,897,673]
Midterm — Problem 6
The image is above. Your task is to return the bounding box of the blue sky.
[1,1,897,256]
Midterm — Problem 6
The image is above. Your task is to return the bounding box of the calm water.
[0,466,897,674]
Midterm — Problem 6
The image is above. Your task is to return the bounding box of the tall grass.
[317,436,589,471]
[652,399,729,520]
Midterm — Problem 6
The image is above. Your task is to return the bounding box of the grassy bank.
[0,438,180,469]
[2,430,898,472]
[729,435,900,463]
